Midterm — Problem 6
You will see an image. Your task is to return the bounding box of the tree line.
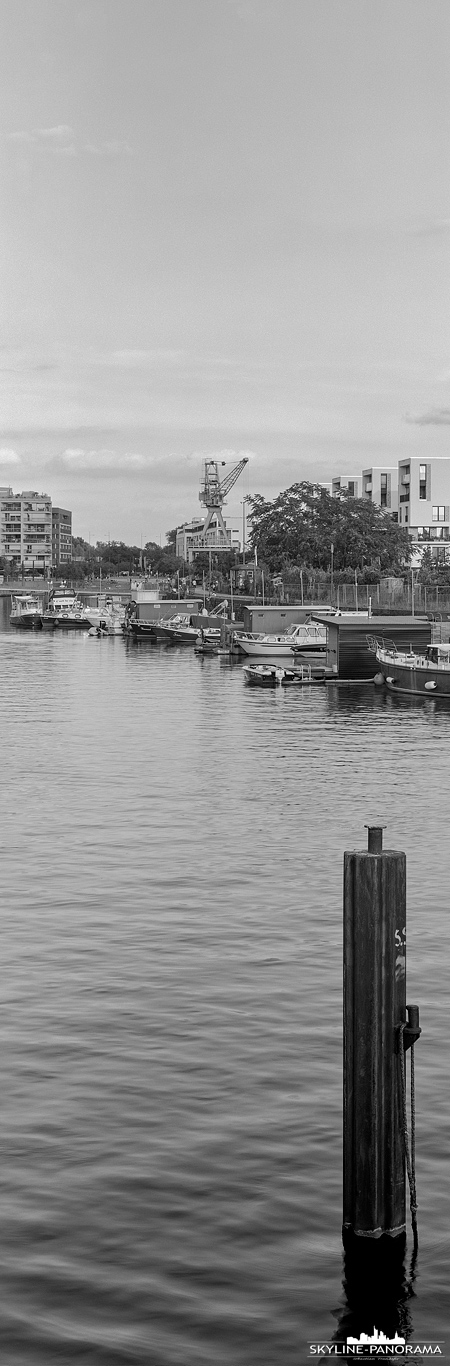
[246,482,411,576]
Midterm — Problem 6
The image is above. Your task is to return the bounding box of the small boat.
[83,597,126,633]
[9,593,43,629]
[235,621,327,657]
[369,635,450,698]
[243,663,326,688]
[42,585,91,630]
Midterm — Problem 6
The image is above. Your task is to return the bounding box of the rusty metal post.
[343,826,406,1241]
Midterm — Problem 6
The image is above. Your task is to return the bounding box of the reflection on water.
[0,601,449,1363]
[334,1237,417,1351]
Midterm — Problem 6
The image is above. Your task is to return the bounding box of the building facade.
[398,456,450,564]
[361,466,398,517]
[52,507,72,566]
[330,456,450,564]
[176,517,240,563]
[331,475,362,499]
[0,488,52,571]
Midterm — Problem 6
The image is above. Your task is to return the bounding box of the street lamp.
[241,497,251,568]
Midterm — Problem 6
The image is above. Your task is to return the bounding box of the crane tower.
[198,457,248,551]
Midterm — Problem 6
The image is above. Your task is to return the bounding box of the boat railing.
[366,634,398,657]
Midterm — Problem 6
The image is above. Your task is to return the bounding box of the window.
[347,481,355,496]
[419,465,427,500]
[405,508,408,522]
[433,506,446,522]
[380,473,387,508]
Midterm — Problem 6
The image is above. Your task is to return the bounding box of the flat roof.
[312,614,429,631]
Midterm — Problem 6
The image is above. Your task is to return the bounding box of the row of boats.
[127,610,328,655]
[12,589,450,698]
[9,587,125,634]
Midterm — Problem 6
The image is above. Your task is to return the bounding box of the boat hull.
[130,621,158,640]
[375,650,450,697]
[10,614,42,629]
[42,615,91,629]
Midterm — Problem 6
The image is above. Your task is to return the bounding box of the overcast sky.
[1,0,449,543]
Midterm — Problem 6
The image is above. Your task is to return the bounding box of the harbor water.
[1,600,449,1363]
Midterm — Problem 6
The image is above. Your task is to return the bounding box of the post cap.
[364,825,386,854]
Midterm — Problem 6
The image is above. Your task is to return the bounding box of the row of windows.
[413,526,450,541]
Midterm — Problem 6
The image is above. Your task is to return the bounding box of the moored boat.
[42,585,91,629]
[235,621,327,657]
[369,635,450,698]
[243,663,327,687]
[9,593,43,629]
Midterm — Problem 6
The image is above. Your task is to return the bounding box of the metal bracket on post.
[398,1004,421,1053]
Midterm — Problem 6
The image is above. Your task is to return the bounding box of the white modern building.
[331,475,362,499]
[361,466,398,518]
[0,488,52,571]
[331,456,450,564]
[398,456,450,564]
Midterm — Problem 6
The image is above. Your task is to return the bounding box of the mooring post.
[343,826,406,1241]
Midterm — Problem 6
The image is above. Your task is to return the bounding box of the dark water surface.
[1,603,449,1363]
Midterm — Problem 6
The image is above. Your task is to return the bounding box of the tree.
[247,482,411,575]
[144,539,183,575]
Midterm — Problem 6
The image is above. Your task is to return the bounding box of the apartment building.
[331,475,362,499]
[0,488,52,571]
[176,517,240,563]
[398,456,450,564]
[52,507,72,566]
[361,467,398,518]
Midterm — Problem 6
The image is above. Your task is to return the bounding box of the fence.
[279,578,450,615]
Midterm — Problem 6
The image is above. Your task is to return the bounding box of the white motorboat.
[41,585,91,629]
[9,593,43,629]
[235,621,327,657]
[83,598,126,633]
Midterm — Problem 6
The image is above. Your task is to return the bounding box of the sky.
[1,0,450,544]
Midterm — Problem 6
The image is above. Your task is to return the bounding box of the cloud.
[0,447,21,464]
[85,140,133,157]
[51,448,155,475]
[6,127,132,159]
[7,124,76,154]
[406,408,450,426]
[45,445,257,483]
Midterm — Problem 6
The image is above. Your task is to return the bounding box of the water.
[1,602,449,1363]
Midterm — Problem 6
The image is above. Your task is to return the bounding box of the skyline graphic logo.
[308,1325,444,1356]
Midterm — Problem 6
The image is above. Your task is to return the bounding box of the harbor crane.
[198,456,249,549]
